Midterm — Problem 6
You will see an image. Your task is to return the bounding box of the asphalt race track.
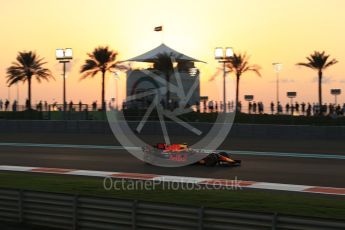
[0,133,344,188]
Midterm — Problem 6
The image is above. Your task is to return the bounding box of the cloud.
[269,78,295,83]
[312,76,337,84]
[280,78,295,83]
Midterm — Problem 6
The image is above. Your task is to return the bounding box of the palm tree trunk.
[28,77,32,110]
[318,70,322,112]
[235,74,240,112]
[101,71,105,111]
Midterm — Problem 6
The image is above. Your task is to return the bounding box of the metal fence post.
[132,200,138,230]
[198,206,204,230]
[72,195,78,230]
[272,212,278,230]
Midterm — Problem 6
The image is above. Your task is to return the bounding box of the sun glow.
[0,0,345,105]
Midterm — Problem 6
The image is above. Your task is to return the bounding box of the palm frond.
[6,51,52,86]
[324,59,338,69]
[109,62,129,71]
[80,46,121,80]
[80,59,98,73]
[80,70,99,80]
[243,65,262,77]
[224,52,261,78]
[297,51,338,71]
[296,62,315,69]
[209,68,222,82]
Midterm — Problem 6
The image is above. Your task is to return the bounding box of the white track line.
[0,165,344,196]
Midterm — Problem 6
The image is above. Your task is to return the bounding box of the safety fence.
[0,188,344,230]
[1,102,341,117]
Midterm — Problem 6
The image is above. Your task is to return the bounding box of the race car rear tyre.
[205,153,218,167]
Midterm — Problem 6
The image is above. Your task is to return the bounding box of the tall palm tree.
[6,51,53,110]
[297,51,338,107]
[226,52,261,111]
[80,46,127,111]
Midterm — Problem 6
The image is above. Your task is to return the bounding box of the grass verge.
[0,172,344,220]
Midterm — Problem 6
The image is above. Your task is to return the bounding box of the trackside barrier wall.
[1,120,345,140]
[0,188,344,230]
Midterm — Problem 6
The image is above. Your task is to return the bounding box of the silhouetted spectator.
[290,103,294,115]
[202,100,206,113]
[44,101,48,111]
[237,101,242,112]
[336,104,341,115]
[5,100,10,111]
[329,103,334,115]
[306,103,312,116]
[69,101,74,111]
[79,101,83,111]
[252,102,257,113]
[313,103,319,115]
[208,101,214,112]
[301,102,306,114]
[37,101,43,111]
[322,104,327,114]
[295,102,300,112]
[92,101,97,111]
[278,102,283,114]
[12,100,17,112]
[270,102,274,114]
[258,102,264,114]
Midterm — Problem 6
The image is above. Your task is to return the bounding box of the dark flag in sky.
[154,26,163,32]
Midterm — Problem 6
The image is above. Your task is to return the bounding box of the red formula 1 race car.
[142,143,241,167]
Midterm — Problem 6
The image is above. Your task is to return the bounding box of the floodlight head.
[225,47,234,58]
[214,47,223,59]
[64,48,73,59]
[273,63,283,72]
[56,49,64,60]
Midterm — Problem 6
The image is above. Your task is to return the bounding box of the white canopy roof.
[125,43,205,63]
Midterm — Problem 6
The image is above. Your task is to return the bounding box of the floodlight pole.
[223,61,226,113]
[56,48,72,115]
[215,47,233,113]
[276,71,279,107]
[273,63,282,111]
[113,72,120,110]
[63,61,67,112]
[58,60,69,113]
[217,60,230,113]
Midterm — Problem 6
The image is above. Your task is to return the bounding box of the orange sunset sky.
[0,0,345,106]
